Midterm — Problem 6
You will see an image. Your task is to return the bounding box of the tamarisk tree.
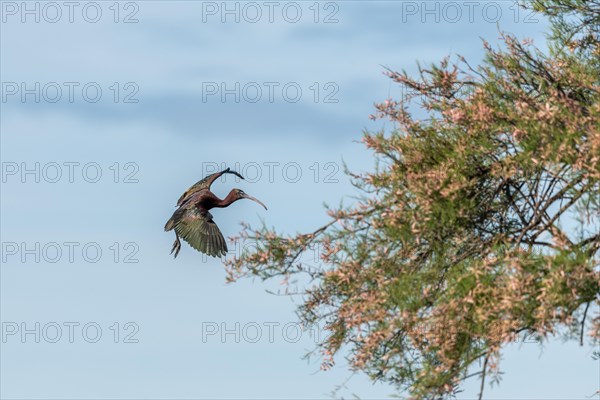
[225,1,599,398]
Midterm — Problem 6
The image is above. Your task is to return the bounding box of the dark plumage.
[165,168,267,258]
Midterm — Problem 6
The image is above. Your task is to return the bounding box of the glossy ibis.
[165,168,267,258]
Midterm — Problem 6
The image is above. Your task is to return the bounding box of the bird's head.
[232,189,268,210]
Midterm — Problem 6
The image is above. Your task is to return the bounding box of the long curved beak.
[226,168,245,180]
[243,194,267,210]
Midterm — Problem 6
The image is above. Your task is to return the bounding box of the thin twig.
[581,301,591,346]
[478,355,489,400]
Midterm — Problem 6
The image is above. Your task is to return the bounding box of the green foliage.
[226,1,600,398]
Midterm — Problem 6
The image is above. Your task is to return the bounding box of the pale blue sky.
[1,1,598,399]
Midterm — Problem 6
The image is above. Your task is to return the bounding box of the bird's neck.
[214,190,238,208]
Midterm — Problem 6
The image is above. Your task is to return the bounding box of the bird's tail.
[165,208,183,231]
[164,217,175,231]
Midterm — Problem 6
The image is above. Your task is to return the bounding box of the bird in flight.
[165,168,267,258]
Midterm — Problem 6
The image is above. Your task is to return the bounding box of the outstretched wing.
[176,168,244,206]
[170,207,227,257]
